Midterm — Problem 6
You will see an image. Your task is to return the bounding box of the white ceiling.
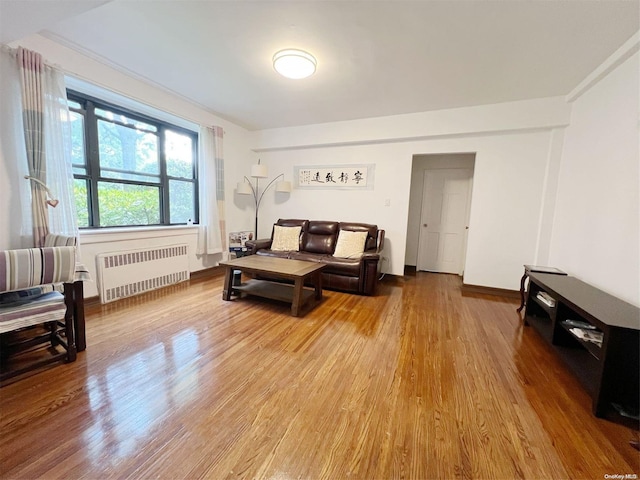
[2,0,638,131]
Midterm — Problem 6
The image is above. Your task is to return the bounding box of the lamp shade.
[273,49,317,80]
[237,181,252,195]
[275,180,292,193]
[251,164,268,178]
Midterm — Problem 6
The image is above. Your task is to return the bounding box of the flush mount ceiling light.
[273,49,317,79]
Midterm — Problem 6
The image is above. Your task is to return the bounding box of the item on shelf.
[229,231,254,248]
[536,291,556,307]
[229,231,254,258]
[563,319,597,330]
[569,327,603,347]
[528,266,566,274]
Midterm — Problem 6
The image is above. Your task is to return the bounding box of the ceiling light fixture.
[273,49,317,79]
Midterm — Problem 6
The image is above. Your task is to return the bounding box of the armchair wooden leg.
[64,283,77,362]
[48,321,59,346]
[73,281,86,352]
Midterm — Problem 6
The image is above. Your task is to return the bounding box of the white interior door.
[417,168,472,274]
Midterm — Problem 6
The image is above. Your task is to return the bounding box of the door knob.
[423,224,428,227]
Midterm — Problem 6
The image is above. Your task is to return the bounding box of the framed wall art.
[295,164,375,190]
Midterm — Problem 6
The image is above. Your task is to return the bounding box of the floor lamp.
[237,160,292,237]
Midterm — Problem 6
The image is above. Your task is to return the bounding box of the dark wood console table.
[517,265,566,312]
[524,272,639,428]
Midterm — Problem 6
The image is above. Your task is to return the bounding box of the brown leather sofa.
[245,219,385,295]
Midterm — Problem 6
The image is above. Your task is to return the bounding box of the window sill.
[80,225,199,244]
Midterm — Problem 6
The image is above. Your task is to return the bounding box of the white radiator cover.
[96,244,189,303]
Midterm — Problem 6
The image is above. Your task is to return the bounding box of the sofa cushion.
[256,249,290,259]
[334,230,368,258]
[0,291,66,334]
[271,225,302,251]
[0,285,54,307]
[302,221,339,254]
[289,251,322,263]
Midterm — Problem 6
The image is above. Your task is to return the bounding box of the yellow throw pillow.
[333,230,368,258]
[271,225,302,251]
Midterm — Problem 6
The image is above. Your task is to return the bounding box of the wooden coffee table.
[219,255,326,316]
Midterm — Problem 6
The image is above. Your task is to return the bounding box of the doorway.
[405,154,475,276]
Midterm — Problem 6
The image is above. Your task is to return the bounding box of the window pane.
[165,130,194,179]
[98,182,160,227]
[70,111,86,168]
[67,99,82,110]
[98,119,159,179]
[95,108,157,132]
[100,169,160,183]
[74,178,89,228]
[169,180,196,224]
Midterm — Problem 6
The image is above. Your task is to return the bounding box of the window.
[67,91,198,228]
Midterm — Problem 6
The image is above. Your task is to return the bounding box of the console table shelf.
[524,273,639,429]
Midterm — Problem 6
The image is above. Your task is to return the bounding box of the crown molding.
[566,31,640,103]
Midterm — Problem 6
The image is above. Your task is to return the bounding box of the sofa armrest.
[361,254,380,295]
[361,252,381,261]
[245,238,272,254]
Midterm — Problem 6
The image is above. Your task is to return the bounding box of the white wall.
[2,35,255,297]
[251,100,570,290]
[549,49,639,306]
[405,153,476,266]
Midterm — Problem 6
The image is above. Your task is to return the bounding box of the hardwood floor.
[1,272,638,479]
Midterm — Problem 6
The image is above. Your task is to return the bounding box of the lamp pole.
[242,173,286,238]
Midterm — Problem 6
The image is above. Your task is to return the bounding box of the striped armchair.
[0,246,77,383]
[44,234,77,247]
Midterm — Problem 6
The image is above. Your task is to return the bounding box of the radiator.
[96,244,189,303]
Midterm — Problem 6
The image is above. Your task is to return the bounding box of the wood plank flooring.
[0,271,638,479]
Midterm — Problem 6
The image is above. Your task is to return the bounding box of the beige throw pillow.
[271,225,301,251]
[333,230,368,258]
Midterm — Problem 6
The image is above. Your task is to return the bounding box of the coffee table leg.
[222,267,234,300]
[314,271,323,300]
[292,278,304,316]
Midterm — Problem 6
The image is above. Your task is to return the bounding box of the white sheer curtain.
[3,46,78,247]
[42,57,78,239]
[196,125,224,255]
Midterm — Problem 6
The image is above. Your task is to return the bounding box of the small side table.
[517,265,567,312]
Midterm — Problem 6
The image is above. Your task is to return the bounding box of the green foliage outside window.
[74,179,89,228]
[98,183,160,227]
